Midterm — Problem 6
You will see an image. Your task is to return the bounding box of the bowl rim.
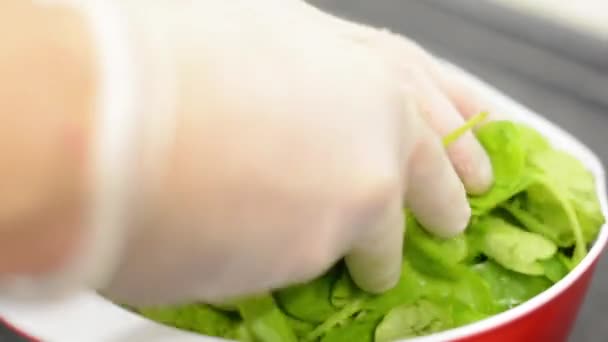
[0,63,606,342]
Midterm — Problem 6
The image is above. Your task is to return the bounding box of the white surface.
[487,0,608,40]
[0,64,606,342]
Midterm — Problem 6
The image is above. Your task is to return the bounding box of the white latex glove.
[10,0,494,306]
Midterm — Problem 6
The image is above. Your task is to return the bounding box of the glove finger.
[433,62,507,124]
[363,31,493,195]
[345,196,404,294]
[413,73,493,195]
[404,114,471,238]
[396,40,504,124]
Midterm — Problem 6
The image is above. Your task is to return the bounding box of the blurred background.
[307,1,608,341]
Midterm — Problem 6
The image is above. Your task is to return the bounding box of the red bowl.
[0,65,606,342]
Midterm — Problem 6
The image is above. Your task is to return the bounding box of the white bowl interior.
[0,64,606,342]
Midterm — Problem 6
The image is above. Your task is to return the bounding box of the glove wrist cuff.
[77,1,179,291]
[66,0,141,292]
[0,0,146,298]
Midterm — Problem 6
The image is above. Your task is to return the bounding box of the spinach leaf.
[523,179,586,263]
[330,269,362,309]
[367,250,494,321]
[472,261,552,311]
[450,270,496,315]
[136,304,237,337]
[406,215,468,270]
[276,269,339,323]
[469,121,530,215]
[528,149,605,245]
[304,299,365,342]
[501,196,572,247]
[362,259,426,315]
[472,216,557,275]
[210,302,238,312]
[374,300,451,342]
[517,124,552,153]
[541,254,570,282]
[285,316,316,339]
[234,323,255,342]
[237,294,297,342]
[320,319,378,342]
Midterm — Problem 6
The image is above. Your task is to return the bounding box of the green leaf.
[449,300,491,327]
[406,215,468,270]
[285,316,316,338]
[233,323,256,342]
[236,294,298,342]
[330,269,362,309]
[469,121,530,215]
[517,124,552,153]
[320,319,378,342]
[523,179,587,263]
[473,216,557,275]
[362,259,426,314]
[501,196,572,247]
[374,300,451,342]
[541,254,570,283]
[136,304,237,337]
[209,302,238,312]
[275,269,339,323]
[304,299,366,342]
[527,149,605,245]
[450,270,496,314]
[472,261,552,311]
[557,252,578,271]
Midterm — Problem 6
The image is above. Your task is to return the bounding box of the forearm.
[0,2,96,275]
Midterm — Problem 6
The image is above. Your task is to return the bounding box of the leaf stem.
[443,112,489,147]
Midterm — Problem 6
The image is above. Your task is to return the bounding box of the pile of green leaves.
[130,119,605,342]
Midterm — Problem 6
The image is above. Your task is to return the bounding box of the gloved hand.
[8,0,495,306]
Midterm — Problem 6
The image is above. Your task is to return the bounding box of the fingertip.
[348,257,402,294]
[359,273,400,294]
[406,133,472,238]
[470,146,494,195]
[345,199,404,294]
[449,135,494,195]
[432,198,471,239]
[420,182,472,239]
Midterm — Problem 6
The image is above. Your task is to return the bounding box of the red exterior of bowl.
[452,259,601,342]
